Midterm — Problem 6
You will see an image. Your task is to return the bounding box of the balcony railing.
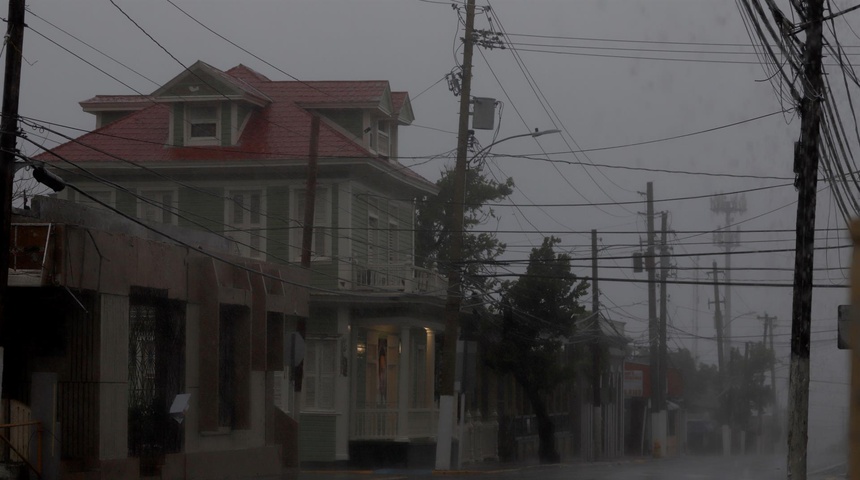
[349,261,446,296]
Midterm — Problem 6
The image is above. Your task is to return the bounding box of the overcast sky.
[13,0,857,447]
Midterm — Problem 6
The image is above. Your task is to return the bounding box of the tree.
[723,343,774,429]
[414,163,513,294]
[481,236,589,463]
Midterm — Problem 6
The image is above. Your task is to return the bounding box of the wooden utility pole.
[787,0,825,477]
[658,212,669,417]
[437,0,475,470]
[644,182,663,455]
[848,220,860,480]
[294,114,320,423]
[591,229,602,459]
[712,262,725,382]
[758,312,778,435]
[0,0,26,351]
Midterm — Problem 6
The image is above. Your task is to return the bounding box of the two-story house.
[36,61,447,466]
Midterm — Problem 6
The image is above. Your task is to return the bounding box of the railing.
[350,261,446,296]
[351,407,398,440]
[457,410,499,464]
[351,406,440,440]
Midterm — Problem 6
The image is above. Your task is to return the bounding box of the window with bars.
[303,338,337,411]
[225,190,264,259]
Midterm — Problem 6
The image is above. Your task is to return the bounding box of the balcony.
[349,261,446,296]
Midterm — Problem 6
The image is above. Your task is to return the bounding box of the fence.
[457,411,499,465]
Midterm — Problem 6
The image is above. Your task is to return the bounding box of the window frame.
[137,188,179,225]
[75,187,115,212]
[224,188,266,259]
[302,337,338,412]
[291,186,332,262]
[185,103,221,146]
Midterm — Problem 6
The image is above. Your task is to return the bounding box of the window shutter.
[304,341,317,408]
[319,341,336,410]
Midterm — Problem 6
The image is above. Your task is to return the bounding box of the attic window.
[187,104,219,143]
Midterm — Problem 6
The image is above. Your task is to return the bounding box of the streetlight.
[469,129,561,164]
[437,127,559,469]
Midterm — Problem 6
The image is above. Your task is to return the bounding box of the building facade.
[36,61,446,467]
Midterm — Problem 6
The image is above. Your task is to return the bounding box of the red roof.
[36,64,434,189]
[391,92,408,115]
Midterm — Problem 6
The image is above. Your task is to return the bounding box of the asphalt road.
[296,452,847,480]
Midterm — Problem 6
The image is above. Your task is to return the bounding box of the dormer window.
[187,104,220,144]
[377,120,390,156]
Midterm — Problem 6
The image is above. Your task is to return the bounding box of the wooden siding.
[307,309,336,335]
[115,187,136,217]
[351,189,369,264]
[220,101,232,146]
[178,186,224,233]
[163,70,238,98]
[266,185,291,264]
[323,109,363,138]
[298,414,336,462]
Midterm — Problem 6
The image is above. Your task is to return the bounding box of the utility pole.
[711,263,725,386]
[437,0,475,470]
[0,0,25,353]
[645,182,661,455]
[658,212,669,425]
[759,312,778,452]
[711,195,745,355]
[295,114,320,423]
[788,0,825,477]
[693,256,700,362]
[591,229,602,460]
[711,261,728,456]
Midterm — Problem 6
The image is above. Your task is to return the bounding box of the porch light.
[356,342,366,355]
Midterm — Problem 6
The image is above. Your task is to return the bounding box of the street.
[296,453,847,480]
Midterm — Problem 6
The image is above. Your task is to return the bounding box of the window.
[303,338,337,411]
[138,189,176,224]
[187,104,219,144]
[368,214,380,264]
[225,189,265,259]
[377,120,390,156]
[76,189,114,212]
[292,187,331,261]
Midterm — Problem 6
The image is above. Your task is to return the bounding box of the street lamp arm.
[470,129,560,161]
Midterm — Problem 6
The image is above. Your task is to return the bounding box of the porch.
[340,259,447,296]
[350,326,439,442]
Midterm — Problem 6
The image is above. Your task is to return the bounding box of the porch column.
[426,329,435,407]
[397,326,411,441]
[335,307,351,461]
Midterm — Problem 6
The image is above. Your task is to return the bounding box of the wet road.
[296,452,846,480]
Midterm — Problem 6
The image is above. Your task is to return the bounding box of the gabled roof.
[80,95,154,112]
[35,61,436,191]
[391,92,414,125]
[151,60,271,107]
